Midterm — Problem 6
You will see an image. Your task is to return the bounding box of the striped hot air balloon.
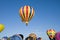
[19,5,34,26]
[46,29,56,40]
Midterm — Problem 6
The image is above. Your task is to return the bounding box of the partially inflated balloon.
[25,36,33,40]
[55,32,60,40]
[29,33,37,40]
[46,29,56,39]
[9,34,23,40]
[0,24,5,32]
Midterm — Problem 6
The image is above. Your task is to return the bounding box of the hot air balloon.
[29,33,37,40]
[0,24,5,32]
[25,36,33,40]
[55,32,60,40]
[18,34,24,40]
[46,29,56,40]
[8,34,23,40]
[19,5,34,26]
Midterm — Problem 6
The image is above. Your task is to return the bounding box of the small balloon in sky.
[0,24,5,32]
[19,5,35,26]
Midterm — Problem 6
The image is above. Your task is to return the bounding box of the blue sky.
[0,0,60,40]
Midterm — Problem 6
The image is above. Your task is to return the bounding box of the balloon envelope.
[25,36,33,40]
[17,34,24,39]
[9,34,22,40]
[56,32,60,40]
[29,33,37,40]
[0,24,5,32]
[19,5,34,25]
[46,29,56,39]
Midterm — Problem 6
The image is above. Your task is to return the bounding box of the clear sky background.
[0,0,60,40]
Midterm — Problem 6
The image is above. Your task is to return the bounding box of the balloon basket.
[26,23,28,26]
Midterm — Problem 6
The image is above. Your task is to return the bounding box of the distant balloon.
[46,29,56,39]
[55,32,60,40]
[19,5,34,26]
[0,24,5,32]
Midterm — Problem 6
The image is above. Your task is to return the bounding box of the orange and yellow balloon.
[46,29,56,39]
[19,5,34,26]
[0,24,5,32]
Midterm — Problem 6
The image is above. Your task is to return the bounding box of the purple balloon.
[56,32,60,40]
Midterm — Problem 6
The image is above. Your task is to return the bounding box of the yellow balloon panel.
[0,24,5,32]
[47,29,56,36]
